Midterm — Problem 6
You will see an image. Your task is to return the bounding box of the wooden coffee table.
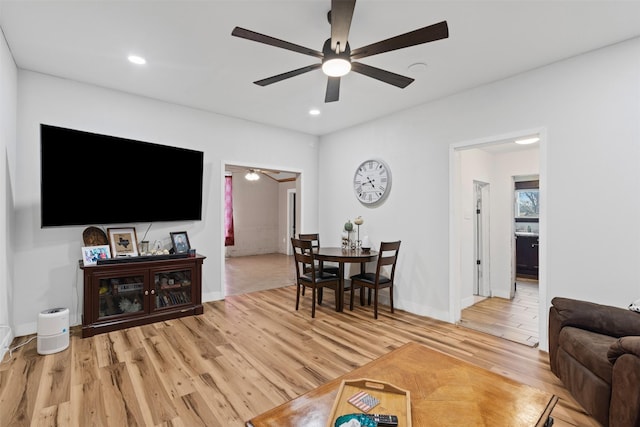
[246,342,557,426]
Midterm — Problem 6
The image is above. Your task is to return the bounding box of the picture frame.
[170,231,190,254]
[107,227,139,257]
[81,245,111,266]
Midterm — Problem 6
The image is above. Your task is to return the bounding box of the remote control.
[362,414,398,427]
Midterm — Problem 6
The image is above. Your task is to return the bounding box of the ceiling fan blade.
[325,77,341,102]
[350,21,449,60]
[330,0,356,53]
[254,64,322,86]
[232,27,323,58]
[351,62,414,88]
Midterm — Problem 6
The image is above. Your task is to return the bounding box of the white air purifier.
[37,307,70,355]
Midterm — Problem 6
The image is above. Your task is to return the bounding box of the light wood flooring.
[460,280,540,347]
[227,254,541,348]
[224,253,295,296]
[1,258,598,426]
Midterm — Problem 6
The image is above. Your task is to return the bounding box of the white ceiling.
[1,0,640,136]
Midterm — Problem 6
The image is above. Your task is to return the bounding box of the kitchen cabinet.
[516,234,538,279]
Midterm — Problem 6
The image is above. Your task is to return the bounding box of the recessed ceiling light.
[408,62,428,73]
[309,109,321,116]
[515,137,540,145]
[128,55,146,65]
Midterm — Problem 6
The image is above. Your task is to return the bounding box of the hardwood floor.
[1,258,598,427]
[224,253,294,295]
[460,280,540,347]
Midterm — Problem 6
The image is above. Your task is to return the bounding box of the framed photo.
[107,227,139,257]
[170,231,190,254]
[81,245,111,266]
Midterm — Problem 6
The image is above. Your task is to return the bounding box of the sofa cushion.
[559,326,616,384]
[552,297,640,337]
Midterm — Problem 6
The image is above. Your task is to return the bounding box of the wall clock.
[353,159,392,206]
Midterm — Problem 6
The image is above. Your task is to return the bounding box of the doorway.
[451,129,544,347]
[222,163,300,297]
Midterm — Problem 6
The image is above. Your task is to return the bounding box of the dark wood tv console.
[81,254,205,338]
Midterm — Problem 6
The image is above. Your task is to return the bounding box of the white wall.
[319,37,640,350]
[0,20,17,354]
[458,148,493,307]
[226,171,280,256]
[12,71,319,335]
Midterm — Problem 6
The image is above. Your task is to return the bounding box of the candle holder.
[353,216,364,248]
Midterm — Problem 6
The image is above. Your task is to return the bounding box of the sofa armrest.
[551,297,640,337]
[609,351,640,426]
[608,336,640,363]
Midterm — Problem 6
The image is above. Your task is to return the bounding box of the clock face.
[353,159,392,206]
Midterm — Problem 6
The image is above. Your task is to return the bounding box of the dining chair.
[349,241,401,319]
[291,238,340,318]
[297,233,340,275]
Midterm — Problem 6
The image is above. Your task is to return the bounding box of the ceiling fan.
[231,0,448,103]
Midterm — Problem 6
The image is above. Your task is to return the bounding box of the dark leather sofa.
[549,297,640,426]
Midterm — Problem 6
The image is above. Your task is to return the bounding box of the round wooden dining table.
[314,247,378,312]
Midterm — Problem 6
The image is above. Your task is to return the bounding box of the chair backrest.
[374,241,401,282]
[291,237,316,280]
[298,233,320,251]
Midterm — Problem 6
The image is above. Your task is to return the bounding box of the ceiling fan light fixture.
[321,38,351,77]
[245,170,260,181]
[322,58,351,77]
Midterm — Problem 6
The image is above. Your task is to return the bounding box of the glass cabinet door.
[154,268,193,309]
[97,274,145,320]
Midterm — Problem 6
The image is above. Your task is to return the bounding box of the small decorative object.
[344,220,354,249]
[107,227,139,257]
[188,248,196,257]
[119,298,141,313]
[353,159,392,207]
[354,216,364,247]
[139,240,149,255]
[170,231,191,254]
[81,245,111,266]
[334,413,377,427]
[82,226,108,246]
[347,390,380,412]
[340,232,349,249]
[361,236,371,252]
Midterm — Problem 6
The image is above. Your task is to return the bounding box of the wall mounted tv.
[40,124,204,227]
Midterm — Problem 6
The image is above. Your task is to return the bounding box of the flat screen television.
[40,124,204,227]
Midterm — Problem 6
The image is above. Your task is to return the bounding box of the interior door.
[474,181,491,297]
